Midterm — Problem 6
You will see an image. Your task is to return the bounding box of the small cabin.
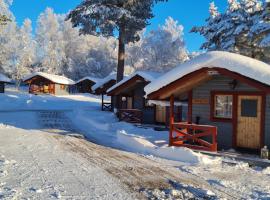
[75,77,101,94]
[0,73,11,93]
[145,51,270,152]
[92,74,116,111]
[107,71,183,124]
[23,72,75,95]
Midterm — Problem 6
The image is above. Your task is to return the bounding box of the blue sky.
[10,0,227,52]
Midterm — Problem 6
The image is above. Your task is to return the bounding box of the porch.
[118,109,143,124]
[169,95,218,152]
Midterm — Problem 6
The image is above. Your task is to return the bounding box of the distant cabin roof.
[23,72,75,85]
[107,71,161,93]
[75,76,102,84]
[145,51,270,96]
[92,74,117,91]
[0,73,11,83]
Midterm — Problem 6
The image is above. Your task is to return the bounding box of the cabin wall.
[133,83,155,124]
[76,80,95,93]
[191,75,259,150]
[265,95,270,148]
[55,84,70,95]
[0,83,4,93]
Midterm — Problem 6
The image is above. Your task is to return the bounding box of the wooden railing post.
[169,95,175,146]
[212,126,218,151]
[101,94,104,111]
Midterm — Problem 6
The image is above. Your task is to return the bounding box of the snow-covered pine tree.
[67,0,168,82]
[191,0,270,62]
[249,0,270,62]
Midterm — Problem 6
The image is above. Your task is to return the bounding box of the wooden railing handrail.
[172,122,217,129]
[170,122,218,152]
[118,109,143,124]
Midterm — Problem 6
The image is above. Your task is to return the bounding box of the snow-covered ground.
[0,88,270,199]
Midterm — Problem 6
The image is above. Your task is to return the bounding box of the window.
[60,85,66,90]
[241,99,257,117]
[214,95,233,119]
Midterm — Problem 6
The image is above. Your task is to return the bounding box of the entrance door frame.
[211,91,266,149]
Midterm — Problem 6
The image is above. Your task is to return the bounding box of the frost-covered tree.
[67,0,168,82]
[126,17,189,72]
[0,14,10,26]
[191,0,270,61]
[12,19,36,87]
[0,0,19,75]
[67,35,118,79]
[35,8,65,74]
[0,0,11,26]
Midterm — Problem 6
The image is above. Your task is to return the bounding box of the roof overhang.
[147,67,270,100]
[94,79,117,95]
[107,75,147,96]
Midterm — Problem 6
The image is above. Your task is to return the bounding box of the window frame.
[210,92,234,122]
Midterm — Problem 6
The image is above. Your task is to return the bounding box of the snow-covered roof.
[0,73,11,83]
[92,73,116,91]
[107,71,161,93]
[23,72,75,85]
[145,51,270,95]
[75,76,101,84]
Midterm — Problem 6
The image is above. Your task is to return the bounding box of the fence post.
[169,95,175,146]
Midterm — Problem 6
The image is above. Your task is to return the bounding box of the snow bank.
[145,51,270,95]
[23,72,75,85]
[0,90,101,111]
[107,71,161,93]
[71,107,221,165]
[0,73,11,83]
[116,130,221,165]
[263,167,270,175]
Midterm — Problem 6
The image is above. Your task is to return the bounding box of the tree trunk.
[116,26,125,110]
[117,26,125,83]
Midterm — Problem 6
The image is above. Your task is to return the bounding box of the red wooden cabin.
[75,77,101,94]
[23,72,75,95]
[145,51,270,152]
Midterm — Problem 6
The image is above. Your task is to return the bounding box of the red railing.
[170,122,217,152]
[119,109,143,124]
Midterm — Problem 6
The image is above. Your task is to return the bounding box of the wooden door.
[236,95,262,149]
[156,105,167,123]
[127,97,133,109]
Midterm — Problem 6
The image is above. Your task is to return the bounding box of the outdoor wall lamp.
[229,79,238,90]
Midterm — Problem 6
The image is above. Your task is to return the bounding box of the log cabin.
[145,51,270,152]
[107,71,183,124]
[23,72,75,95]
[75,77,101,94]
[0,73,11,93]
[92,74,117,111]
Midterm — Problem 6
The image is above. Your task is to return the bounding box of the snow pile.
[263,167,270,175]
[0,73,11,83]
[75,76,101,84]
[23,72,75,85]
[107,71,161,93]
[71,109,221,165]
[92,73,116,91]
[0,90,101,111]
[145,51,270,95]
